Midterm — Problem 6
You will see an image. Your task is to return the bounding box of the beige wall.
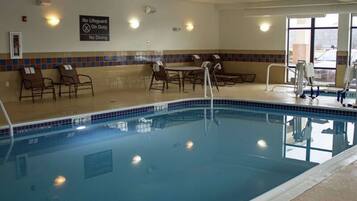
[0,0,221,102]
[219,11,286,83]
[1,1,355,104]
[0,61,198,102]
[219,11,353,86]
[219,11,286,51]
[0,0,219,53]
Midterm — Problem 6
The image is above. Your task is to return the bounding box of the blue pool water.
[0,106,356,201]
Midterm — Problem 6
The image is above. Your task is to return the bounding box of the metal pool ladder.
[0,99,14,137]
[203,65,214,110]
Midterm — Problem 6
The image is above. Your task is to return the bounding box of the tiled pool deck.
[0,83,356,201]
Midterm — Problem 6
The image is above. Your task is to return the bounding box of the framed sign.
[80,15,110,41]
[9,32,23,59]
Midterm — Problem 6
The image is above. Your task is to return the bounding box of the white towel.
[214,63,222,70]
[304,63,315,78]
[64,65,73,70]
[153,64,160,72]
[24,67,35,74]
[193,55,200,60]
[156,61,164,66]
[213,54,220,59]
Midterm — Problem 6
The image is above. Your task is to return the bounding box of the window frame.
[287,16,339,70]
[350,14,357,65]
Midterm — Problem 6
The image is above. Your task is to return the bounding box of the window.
[350,15,357,64]
[287,14,339,85]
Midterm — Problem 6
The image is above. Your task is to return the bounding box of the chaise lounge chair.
[212,54,256,83]
[58,65,94,98]
[19,67,56,103]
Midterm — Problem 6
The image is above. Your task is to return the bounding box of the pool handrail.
[266,63,297,92]
[0,99,13,137]
[203,64,214,110]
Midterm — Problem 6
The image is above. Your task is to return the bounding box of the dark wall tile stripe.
[0,52,286,72]
[337,55,348,65]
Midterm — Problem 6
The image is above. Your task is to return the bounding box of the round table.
[165,66,203,72]
[165,66,203,91]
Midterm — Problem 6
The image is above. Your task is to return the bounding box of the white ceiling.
[183,0,275,3]
[179,0,357,15]
[181,0,357,4]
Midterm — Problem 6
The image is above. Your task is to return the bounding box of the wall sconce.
[259,23,271,32]
[46,16,60,27]
[129,18,140,29]
[186,22,194,32]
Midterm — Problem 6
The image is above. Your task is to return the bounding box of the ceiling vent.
[37,0,51,6]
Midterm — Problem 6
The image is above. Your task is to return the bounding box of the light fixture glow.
[46,16,60,27]
[259,23,271,32]
[186,23,194,32]
[129,18,140,29]
[76,126,86,130]
[53,176,66,187]
[186,140,194,150]
[132,155,142,165]
[257,140,268,149]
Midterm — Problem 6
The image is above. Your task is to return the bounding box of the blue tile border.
[168,99,357,120]
[91,106,155,123]
[0,99,356,137]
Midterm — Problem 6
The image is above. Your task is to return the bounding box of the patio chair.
[192,54,203,67]
[19,67,56,103]
[212,54,256,83]
[185,61,219,91]
[149,61,181,92]
[58,65,94,98]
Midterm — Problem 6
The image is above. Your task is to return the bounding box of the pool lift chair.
[295,60,320,99]
[337,62,357,108]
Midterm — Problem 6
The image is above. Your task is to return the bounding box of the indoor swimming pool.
[0,100,356,201]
